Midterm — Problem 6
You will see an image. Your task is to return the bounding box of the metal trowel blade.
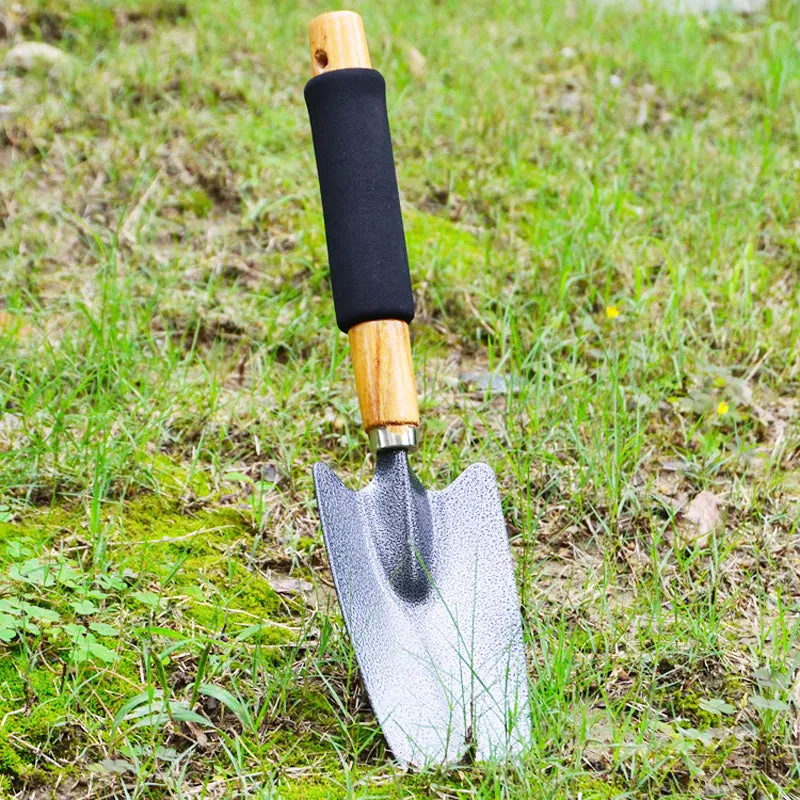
[313,449,530,767]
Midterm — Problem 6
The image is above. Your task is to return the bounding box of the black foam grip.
[305,68,414,333]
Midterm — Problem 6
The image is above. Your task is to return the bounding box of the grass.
[0,0,799,795]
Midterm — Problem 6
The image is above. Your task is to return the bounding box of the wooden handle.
[308,12,419,436]
[349,320,419,432]
[309,11,371,75]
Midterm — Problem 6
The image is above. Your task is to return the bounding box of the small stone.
[559,90,581,113]
[266,234,296,253]
[459,371,517,395]
[0,14,15,40]
[0,413,22,433]
[5,41,70,71]
[561,46,577,58]
[260,462,279,484]
[609,74,623,88]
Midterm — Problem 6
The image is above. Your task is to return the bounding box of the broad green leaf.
[5,540,31,559]
[62,623,85,641]
[699,698,736,716]
[753,668,789,690]
[89,622,119,637]
[71,634,94,663]
[88,759,136,775]
[18,619,40,635]
[677,727,714,746]
[8,558,56,587]
[0,627,16,642]
[169,704,212,726]
[0,613,18,641]
[126,711,172,729]
[124,702,211,730]
[199,683,253,728]
[97,574,127,591]
[20,602,60,623]
[749,695,789,713]
[88,640,118,663]
[72,599,99,616]
[134,626,185,641]
[0,612,18,629]
[54,562,81,588]
[233,621,290,641]
[71,632,116,663]
[131,590,161,609]
[112,689,165,730]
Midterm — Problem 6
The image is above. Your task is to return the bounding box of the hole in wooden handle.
[314,49,329,70]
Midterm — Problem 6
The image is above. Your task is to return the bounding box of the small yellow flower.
[606,304,620,319]
[716,401,730,415]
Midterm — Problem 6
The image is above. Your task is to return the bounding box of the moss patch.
[118,495,247,552]
[116,494,291,637]
[570,774,626,799]
[178,557,285,630]
[660,691,719,730]
[0,506,78,563]
[278,780,348,800]
[0,661,68,778]
[0,485,297,785]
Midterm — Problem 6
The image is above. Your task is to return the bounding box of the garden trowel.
[305,10,530,767]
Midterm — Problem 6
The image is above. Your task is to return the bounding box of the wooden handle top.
[309,11,371,75]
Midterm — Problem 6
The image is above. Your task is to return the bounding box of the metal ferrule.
[368,425,418,452]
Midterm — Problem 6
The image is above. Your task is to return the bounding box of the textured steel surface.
[313,450,531,767]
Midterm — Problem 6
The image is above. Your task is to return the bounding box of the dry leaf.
[184,719,209,748]
[583,715,614,767]
[268,574,313,596]
[713,69,734,89]
[656,471,681,496]
[0,311,33,342]
[678,491,721,548]
[406,45,426,79]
